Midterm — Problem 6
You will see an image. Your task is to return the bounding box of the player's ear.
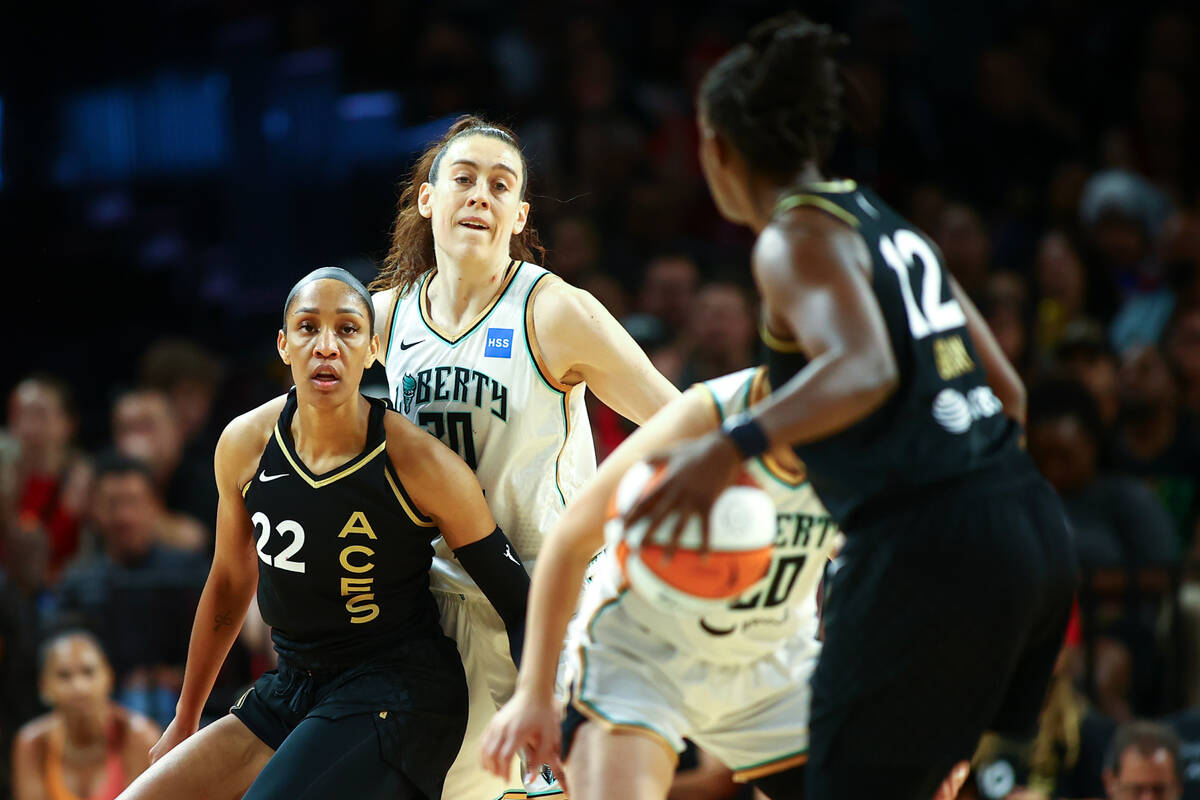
[277,329,290,365]
[417,182,435,220]
[366,333,380,368]
[512,200,529,235]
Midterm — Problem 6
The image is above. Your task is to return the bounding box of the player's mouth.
[311,365,340,389]
[458,216,490,231]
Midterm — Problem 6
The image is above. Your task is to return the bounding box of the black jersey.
[763,180,1020,525]
[242,389,443,668]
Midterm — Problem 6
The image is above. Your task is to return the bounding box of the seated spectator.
[636,253,700,338]
[1034,231,1091,358]
[11,630,159,800]
[1166,305,1200,420]
[138,337,225,473]
[110,388,210,551]
[6,374,92,582]
[1057,322,1121,428]
[1103,720,1184,800]
[55,453,207,728]
[1027,378,1177,719]
[1028,378,1177,570]
[1113,344,1200,552]
[678,281,756,386]
[935,202,993,304]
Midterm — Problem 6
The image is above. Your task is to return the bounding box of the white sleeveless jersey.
[576,367,839,665]
[384,261,596,595]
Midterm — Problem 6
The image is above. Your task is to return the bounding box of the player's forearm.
[752,348,897,448]
[175,567,257,723]
[514,526,593,702]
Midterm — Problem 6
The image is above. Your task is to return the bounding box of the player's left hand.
[623,430,743,556]
[479,687,564,782]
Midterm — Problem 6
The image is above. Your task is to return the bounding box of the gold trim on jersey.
[384,466,437,528]
[273,426,387,489]
[759,322,804,354]
[731,750,809,782]
[418,260,520,344]
[524,273,573,393]
[748,368,807,487]
[241,481,253,499]
[801,179,857,193]
[382,286,404,364]
[775,193,860,228]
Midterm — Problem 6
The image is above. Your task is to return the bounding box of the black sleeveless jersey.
[763,180,1021,525]
[242,389,443,667]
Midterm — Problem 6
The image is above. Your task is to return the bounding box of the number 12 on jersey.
[879,230,966,339]
[418,411,478,469]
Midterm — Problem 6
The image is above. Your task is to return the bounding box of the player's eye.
[454,175,471,185]
[492,180,508,192]
[341,324,359,335]
[298,321,315,332]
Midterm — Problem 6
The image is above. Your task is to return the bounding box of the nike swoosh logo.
[259,471,288,483]
[398,340,424,350]
[698,618,736,636]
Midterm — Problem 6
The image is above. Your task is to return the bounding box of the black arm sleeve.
[453,527,530,667]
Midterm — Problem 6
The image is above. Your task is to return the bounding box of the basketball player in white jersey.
[479,366,834,800]
[371,116,679,799]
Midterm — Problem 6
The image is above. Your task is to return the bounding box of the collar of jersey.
[272,423,387,489]
[416,260,522,346]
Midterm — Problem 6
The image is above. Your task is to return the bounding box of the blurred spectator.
[1079,169,1173,322]
[983,272,1034,378]
[54,453,207,728]
[111,388,212,547]
[1056,322,1122,428]
[138,338,225,456]
[1103,720,1184,800]
[1034,231,1092,358]
[678,282,756,386]
[935,203,993,303]
[1028,377,1177,571]
[11,631,159,800]
[1167,305,1200,418]
[1027,378,1176,720]
[548,215,602,286]
[636,254,701,337]
[1112,345,1200,552]
[1111,211,1200,352]
[6,375,92,582]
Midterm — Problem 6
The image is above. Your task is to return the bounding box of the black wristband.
[721,412,770,459]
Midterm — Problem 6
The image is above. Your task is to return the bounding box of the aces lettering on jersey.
[338,511,380,623]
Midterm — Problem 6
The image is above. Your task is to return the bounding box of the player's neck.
[290,394,371,470]
[426,252,514,333]
[747,163,831,231]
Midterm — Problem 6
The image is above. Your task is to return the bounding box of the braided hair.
[699,13,847,180]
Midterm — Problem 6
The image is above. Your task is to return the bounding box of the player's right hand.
[479,687,563,781]
[148,716,199,764]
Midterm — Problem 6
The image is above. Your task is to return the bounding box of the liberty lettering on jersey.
[399,368,509,422]
[728,512,835,611]
[338,511,379,624]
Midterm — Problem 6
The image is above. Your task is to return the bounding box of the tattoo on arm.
[213,611,233,632]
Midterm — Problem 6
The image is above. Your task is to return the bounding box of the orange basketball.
[604,461,777,614]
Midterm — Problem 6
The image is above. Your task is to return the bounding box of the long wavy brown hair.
[371,115,545,295]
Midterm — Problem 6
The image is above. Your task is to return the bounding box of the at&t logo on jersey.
[931,386,1003,434]
[484,328,513,358]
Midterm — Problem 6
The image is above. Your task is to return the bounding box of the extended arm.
[533,281,680,424]
[479,387,722,776]
[388,418,528,665]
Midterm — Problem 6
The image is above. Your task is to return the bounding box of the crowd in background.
[3,1,1200,798]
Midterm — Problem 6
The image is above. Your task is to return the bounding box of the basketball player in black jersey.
[626,14,1077,800]
[117,268,530,800]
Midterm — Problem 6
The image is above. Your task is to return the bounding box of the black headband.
[283,267,375,331]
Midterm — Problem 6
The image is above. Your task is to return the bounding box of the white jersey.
[576,367,839,665]
[384,260,595,595]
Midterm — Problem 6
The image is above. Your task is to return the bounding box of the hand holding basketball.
[622,430,744,556]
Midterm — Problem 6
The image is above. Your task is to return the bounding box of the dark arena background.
[2,2,1200,799]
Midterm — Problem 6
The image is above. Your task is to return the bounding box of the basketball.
[604,460,777,614]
